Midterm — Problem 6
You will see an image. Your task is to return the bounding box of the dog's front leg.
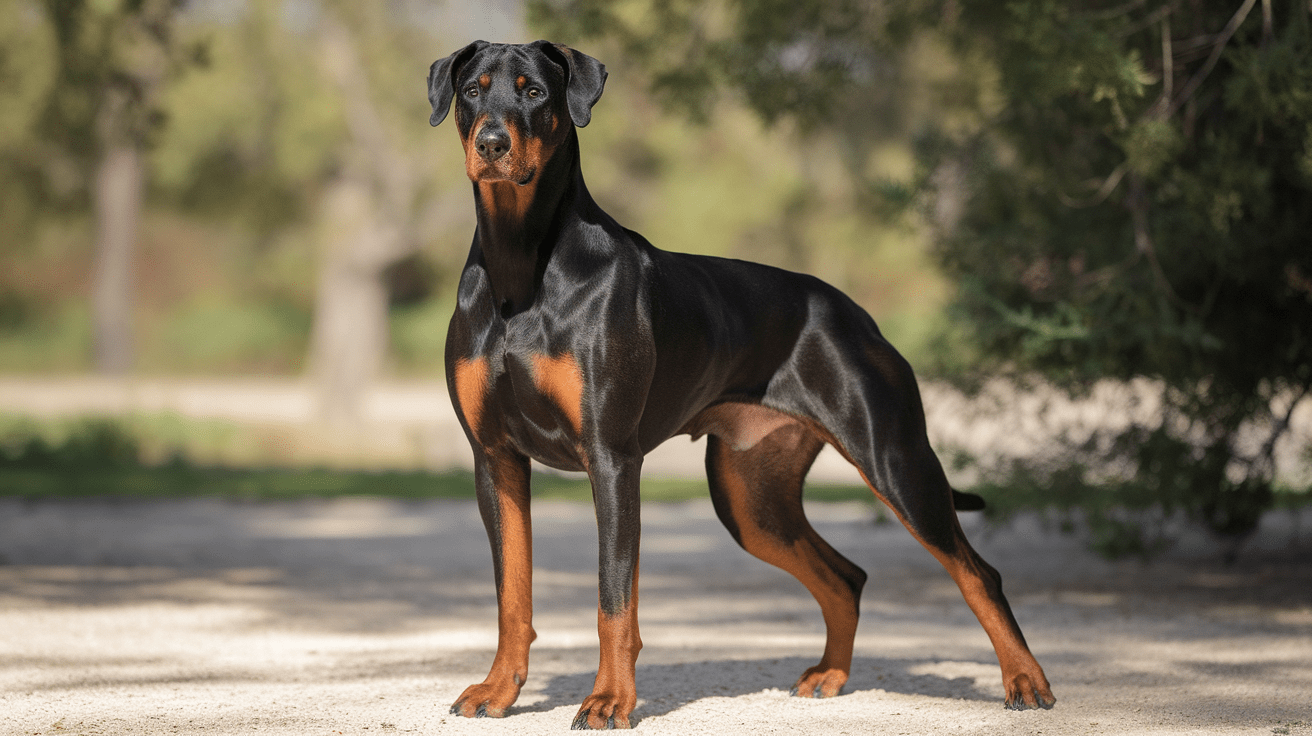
[572,450,643,730]
[452,449,535,718]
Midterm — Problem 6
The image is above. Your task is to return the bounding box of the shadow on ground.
[515,654,994,723]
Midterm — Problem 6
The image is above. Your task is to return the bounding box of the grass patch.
[0,465,475,500]
[0,464,872,504]
[0,416,873,503]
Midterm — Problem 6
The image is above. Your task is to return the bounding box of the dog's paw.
[790,665,848,699]
[570,691,635,730]
[450,681,520,719]
[1002,673,1056,710]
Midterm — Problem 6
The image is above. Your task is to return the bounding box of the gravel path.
[2,497,1310,735]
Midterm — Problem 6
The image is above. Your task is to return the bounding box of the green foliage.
[0,0,57,148]
[1123,118,1181,177]
[0,415,474,499]
[0,2,474,375]
[150,0,347,232]
[6,0,202,213]
[0,1,67,232]
[0,300,91,372]
[389,296,452,375]
[1,417,140,468]
[145,296,310,374]
[928,0,1312,547]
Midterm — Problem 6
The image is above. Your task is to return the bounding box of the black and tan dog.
[427,40,1055,729]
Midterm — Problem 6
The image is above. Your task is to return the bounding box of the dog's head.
[428,41,606,185]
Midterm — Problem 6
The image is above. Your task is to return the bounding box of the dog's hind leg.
[803,336,1056,710]
[849,432,1055,709]
[705,423,868,698]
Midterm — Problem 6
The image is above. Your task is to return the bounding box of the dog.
[427,39,1055,730]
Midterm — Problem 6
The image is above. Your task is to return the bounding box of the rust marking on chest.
[454,356,490,437]
[477,176,538,222]
[531,352,584,435]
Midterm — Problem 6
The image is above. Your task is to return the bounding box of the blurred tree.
[30,0,200,374]
[151,0,463,421]
[536,0,1312,553]
[307,9,423,425]
[0,1,58,216]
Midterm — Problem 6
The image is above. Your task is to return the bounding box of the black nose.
[475,127,511,163]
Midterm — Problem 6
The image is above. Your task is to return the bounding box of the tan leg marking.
[453,456,535,718]
[575,576,642,729]
[817,429,1055,708]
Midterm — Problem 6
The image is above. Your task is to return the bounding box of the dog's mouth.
[467,162,537,187]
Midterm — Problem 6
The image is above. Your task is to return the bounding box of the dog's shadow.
[515,655,996,722]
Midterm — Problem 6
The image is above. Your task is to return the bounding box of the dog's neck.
[472,130,586,316]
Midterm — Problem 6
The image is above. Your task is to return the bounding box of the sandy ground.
[2,496,1310,735]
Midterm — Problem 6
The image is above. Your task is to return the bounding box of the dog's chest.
[482,320,589,471]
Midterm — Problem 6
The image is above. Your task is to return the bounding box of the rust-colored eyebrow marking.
[454,356,490,437]
[531,352,583,434]
[479,73,491,88]
[516,75,527,90]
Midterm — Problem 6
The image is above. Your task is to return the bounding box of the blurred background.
[1,0,1309,558]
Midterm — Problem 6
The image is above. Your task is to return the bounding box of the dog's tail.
[952,488,986,511]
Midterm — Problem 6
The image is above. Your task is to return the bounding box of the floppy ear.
[428,40,488,127]
[535,41,607,128]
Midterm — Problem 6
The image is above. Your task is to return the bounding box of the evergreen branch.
[1129,174,1200,314]
[1160,14,1173,108]
[1172,34,1223,54]
[1114,2,1177,38]
[1058,162,1129,208]
[982,293,1090,342]
[1164,0,1258,118]
[1081,0,1151,20]
[1245,382,1311,481]
[1074,251,1142,292]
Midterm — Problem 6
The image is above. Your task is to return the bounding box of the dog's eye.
[465,86,479,98]
[527,88,541,98]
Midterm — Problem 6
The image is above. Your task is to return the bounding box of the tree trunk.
[309,177,401,425]
[91,141,142,375]
[308,15,418,425]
